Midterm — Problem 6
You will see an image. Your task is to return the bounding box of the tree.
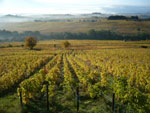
[53,44,56,48]
[25,36,37,50]
[62,41,71,49]
[88,29,96,38]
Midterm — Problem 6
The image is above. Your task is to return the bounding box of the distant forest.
[0,29,150,42]
[108,15,150,21]
[108,15,139,20]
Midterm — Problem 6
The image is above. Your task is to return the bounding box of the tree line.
[108,15,139,20]
[0,29,150,42]
[108,15,150,21]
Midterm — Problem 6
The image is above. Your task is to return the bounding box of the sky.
[0,0,150,14]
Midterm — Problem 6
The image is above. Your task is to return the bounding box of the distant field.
[0,19,150,35]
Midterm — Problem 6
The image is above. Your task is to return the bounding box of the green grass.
[0,93,22,113]
[0,90,110,113]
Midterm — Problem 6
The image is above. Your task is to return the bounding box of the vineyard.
[0,40,150,113]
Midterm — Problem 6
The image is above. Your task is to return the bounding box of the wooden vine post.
[76,86,80,113]
[43,81,49,111]
[18,87,23,107]
[112,93,115,112]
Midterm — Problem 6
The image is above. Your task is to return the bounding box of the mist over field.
[0,5,150,23]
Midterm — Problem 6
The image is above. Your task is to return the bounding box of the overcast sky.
[0,0,150,14]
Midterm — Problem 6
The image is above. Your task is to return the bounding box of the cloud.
[0,0,149,14]
[103,5,150,14]
[0,7,106,14]
[33,0,118,6]
[34,0,97,4]
[0,8,53,14]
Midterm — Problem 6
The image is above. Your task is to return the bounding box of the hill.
[0,18,150,35]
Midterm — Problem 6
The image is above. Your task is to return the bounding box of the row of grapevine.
[1,48,148,112]
[0,55,52,94]
[73,49,150,112]
[18,55,59,104]
[70,54,110,99]
[42,54,63,99]
[63,54,79,96]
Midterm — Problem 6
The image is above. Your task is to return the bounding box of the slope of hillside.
[0,19,150,35]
